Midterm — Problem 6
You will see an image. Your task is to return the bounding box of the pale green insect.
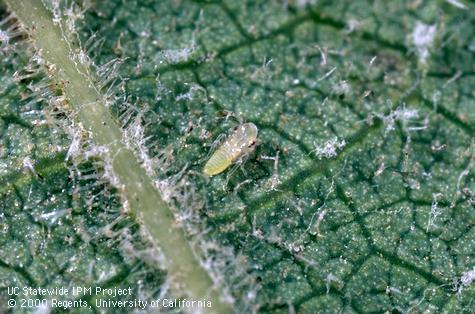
[203,123,258,176]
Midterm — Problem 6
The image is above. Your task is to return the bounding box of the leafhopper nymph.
[203,123,258,177]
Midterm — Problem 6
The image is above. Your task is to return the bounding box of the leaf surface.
[1,0,474,312]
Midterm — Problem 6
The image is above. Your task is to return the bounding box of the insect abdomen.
[203,149,232,176]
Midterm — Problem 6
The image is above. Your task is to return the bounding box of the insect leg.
[222,162,242,191]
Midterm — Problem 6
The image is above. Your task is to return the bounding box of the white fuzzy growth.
[446,0,466,9]
[160,45,195,64]
[313,137,346,159]
[332,80,351,95]
[261,152,281,191]
[36,208,71,225]
[457,266,475,294]
[295,0,317,9]
[154,179,175,204]
[83,145,109,159]
[175,84,206,101]
[122,113,156,178]
[80,145,121,187]
[461,267,475,287]
[66,127,83,161]
[379,106,426,133]
[0,30,9,43]
[411,22,437,64]
[345,19,362,34]
[198,240,258,309]
[64,2,86,33]
[51,0,62,25]
[22,156,35,172]
[49,0,86,32]
[0,15,24,51]
[77,49,89,65]
[394,107,419,120]
[155,75,169,101]
[426,193,443,231]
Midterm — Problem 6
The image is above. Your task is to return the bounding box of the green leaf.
[1,0,474,313]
